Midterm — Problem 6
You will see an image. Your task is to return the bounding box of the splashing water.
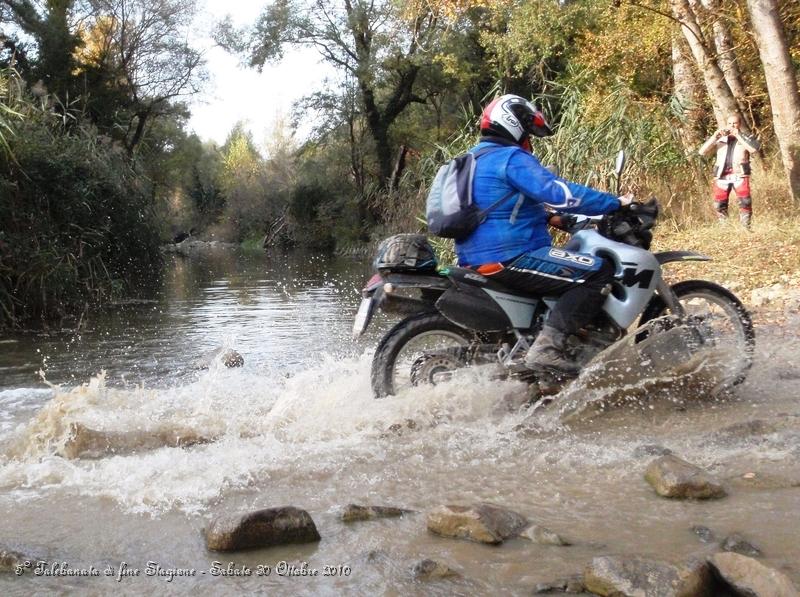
[0,251,797,594]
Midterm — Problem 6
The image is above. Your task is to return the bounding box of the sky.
[187,0,330,148]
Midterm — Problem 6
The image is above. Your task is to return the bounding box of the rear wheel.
[371,312,475,398]
[639,280,754,387]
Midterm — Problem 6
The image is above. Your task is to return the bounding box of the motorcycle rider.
[457,94,633,376]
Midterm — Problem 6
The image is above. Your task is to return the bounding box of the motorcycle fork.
[656,280,686,317]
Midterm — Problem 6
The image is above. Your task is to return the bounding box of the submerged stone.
[426,503,528,545]
[633,444,673,458]
[709,552,798,597]
[720,532,762,557]
[194,347,244,370]
[533,575,586,593]
[204,507,320,552]
[411,558,460,580]
[691,524,716,544]
[0,545,44,574]
[644,455,727,499]
[519,524,571,546]
[341,504,413,522]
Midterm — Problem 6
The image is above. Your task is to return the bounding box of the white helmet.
[480,94,553,144]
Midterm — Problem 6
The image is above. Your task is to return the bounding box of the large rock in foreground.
[426,503,528,545]
[584,556,711,597]
[205,507,320,552]
[709,552,798,597]
[644,455,727,499]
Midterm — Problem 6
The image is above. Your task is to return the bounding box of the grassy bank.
[653,216,800,295]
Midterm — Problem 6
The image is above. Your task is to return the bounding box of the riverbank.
[653,216,800,294]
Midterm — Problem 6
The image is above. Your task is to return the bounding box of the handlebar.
[550,199,659,249]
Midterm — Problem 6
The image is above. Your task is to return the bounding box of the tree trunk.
[746,0,800,200]
[126,110,150,156]
[670,0,742,128]
[671,33,705,147]
[699,0,751,125]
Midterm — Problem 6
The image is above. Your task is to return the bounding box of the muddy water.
[0,248,798,595]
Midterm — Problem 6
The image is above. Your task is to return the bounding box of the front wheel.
[639,280,755,387]
[371,312,475,398]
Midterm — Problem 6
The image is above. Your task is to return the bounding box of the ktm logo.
[622,267,655,289]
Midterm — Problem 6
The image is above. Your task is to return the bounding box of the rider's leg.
[489,248,614,375]
[713,180,732,221]
[546,258,616,335]
[734,178,752,229]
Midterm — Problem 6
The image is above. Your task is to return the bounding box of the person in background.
[698,115,760,229]
[456,94,633,377]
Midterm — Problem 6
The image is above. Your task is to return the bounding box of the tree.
[217,0,444,190]
[669,0,743,128]
[0,0,81,96]
[698,0,750,125]
[76,0,206,153]
[217,124,271,240]
[746,0,800,199]
[671,32,704,146]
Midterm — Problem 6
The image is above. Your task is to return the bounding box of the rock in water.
[426,503,528,545]
[533,575,586,593]
[691,525,716,544]
[411,559,460,580]
[709,552,798,597]
[584,556,712,597]
[633,444,673,458]
[194,347,244,370]
[519,524,571,546]
[721,532,762,557]
[204,507,320,552]
[340,504,413,522]
[0,546,44,573]
[644,455,727,499]
[61,423,213,459]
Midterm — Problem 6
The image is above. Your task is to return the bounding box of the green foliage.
[536,72,686,191]
[482,0,596,89]
[0,69,22,155]
[0,73,161,328]
[288,183,337,252]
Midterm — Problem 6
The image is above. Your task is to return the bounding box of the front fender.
[654,251,712,265]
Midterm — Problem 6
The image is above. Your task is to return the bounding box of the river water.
[0,247,798,595]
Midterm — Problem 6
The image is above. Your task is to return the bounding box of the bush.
[286,183,338,253]
[0,86,161,328]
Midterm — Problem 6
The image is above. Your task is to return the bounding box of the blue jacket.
[455,141,621,266]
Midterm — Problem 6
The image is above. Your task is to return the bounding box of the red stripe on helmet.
[481,97,500,130]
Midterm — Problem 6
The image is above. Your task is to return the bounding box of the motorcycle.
[354,154,755,400]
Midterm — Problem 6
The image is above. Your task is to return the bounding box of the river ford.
[0,247,798,595]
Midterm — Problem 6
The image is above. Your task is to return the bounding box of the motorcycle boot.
[524,326,579,377]
[739,210,752,230]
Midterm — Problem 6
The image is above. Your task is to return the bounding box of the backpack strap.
[470,145,524,223]
[477,189,522,223]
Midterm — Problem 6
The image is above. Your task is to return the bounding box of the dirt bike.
[354,158,754,400]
